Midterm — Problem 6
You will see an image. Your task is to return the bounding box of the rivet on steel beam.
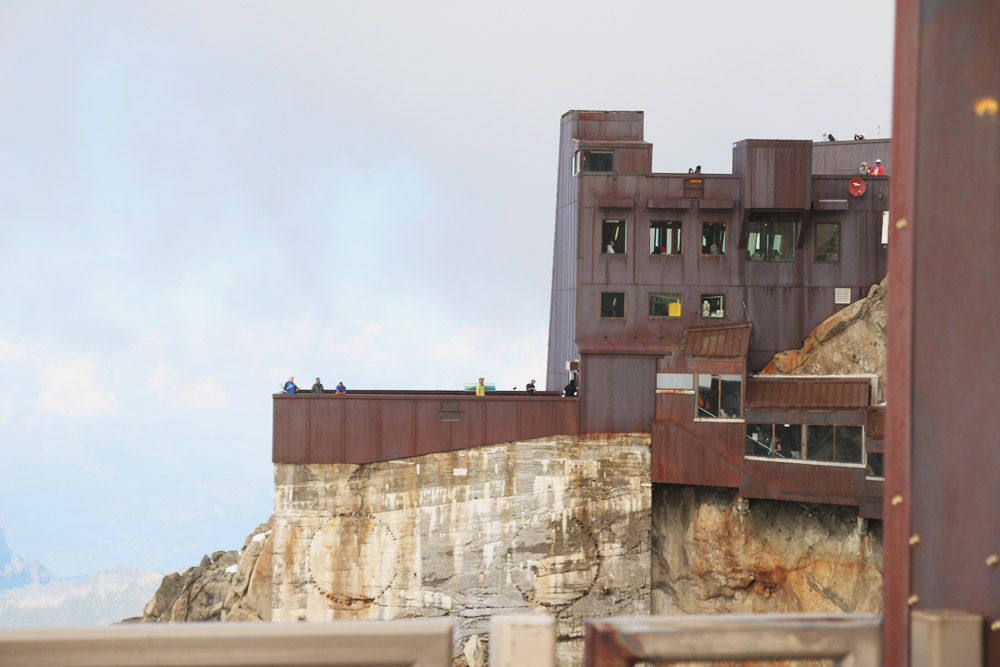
[907,595,919,607]
[891,495,904,506]
[974,97,998,116]
[895,218,908,229]
[987,554,999,568]
[992,620,1000,632]
[908,534,921,546]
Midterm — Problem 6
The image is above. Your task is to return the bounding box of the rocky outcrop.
[272,435,651,666]
[761,277,887,401]
[139,517,273,623]
[652,486,882,616]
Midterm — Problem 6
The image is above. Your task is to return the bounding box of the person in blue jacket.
[283,376,298,394]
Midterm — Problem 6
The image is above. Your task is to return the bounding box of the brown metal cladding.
[579,355,656,433]
[745,377,871,410]
[682,323,751,357]
[885,0,1000,663]
[273,392,579,465]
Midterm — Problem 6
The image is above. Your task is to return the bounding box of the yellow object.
[668,301,682,317]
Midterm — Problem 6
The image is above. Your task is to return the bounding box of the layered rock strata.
[271,434,651,665]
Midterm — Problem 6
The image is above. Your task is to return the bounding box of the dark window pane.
[771,222,796,261]
[701,222,726,254]
[746,221,766,261]
[806,425,835,461]
[746,424,773,457]
[650,221,682,255]
[649,293,681,318]
[582,150,613,173]
[816,223,840,262]
[867,452,884,478]
[774,424,802,459]
[746,220,798,261]
[603,220,626,254]
[835,425,864,463]
[719,375,742,419]
[600,292,625,318]
[697,374,719,418]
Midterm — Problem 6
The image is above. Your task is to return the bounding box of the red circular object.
[849,178,867,197]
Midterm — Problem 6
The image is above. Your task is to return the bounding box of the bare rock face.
[761,277,887,401]
[652,486,882,616]
[140,517,273,623]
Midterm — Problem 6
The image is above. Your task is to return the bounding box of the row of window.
[601,292,726,319]
[602,220,841,263]
[745,423,864,465]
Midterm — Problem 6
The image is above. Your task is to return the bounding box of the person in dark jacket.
[526,379,536,395]
[311,378,324,393]
[563,379,577,397]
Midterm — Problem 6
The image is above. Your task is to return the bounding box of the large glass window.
[581,150,614,174]
[745,423,862,464]
[700,294,724,318]
[702,222,726,255]
[816,223,840,262]
[746,221,797,262]
[603,220,626,254]
[650,221,682,255]
[649,293,681,318]
[600,292,625,318]
[696,374,742,420]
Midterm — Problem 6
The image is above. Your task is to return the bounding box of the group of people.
[473,377,578,397]
[859,159,885,175]
[687,166,702,174]
[822,132,867,142]
[283,376,346,394]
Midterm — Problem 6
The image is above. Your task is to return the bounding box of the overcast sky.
[0,1,895,581]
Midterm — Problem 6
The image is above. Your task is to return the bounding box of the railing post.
[489,615,555,667]
[911,610,983,667]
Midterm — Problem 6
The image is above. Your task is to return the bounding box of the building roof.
[575,339,679,356]
[745,376,871,410]
[682,323,752,358]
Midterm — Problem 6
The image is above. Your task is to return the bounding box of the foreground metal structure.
[885,0,1000,663]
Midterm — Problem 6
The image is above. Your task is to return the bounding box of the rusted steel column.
[489,615,555,667]
[886,0,1000,664]
[912,610,983,667]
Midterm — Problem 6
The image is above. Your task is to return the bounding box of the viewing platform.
[272,390,579,465]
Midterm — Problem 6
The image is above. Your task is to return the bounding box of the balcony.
[273,391,580,464]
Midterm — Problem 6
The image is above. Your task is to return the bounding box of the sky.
[0,1,895,581]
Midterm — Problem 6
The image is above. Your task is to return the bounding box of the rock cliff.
[761,277,888,401]
[137,517,273,623]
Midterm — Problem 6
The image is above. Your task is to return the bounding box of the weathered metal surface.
[884,0,1000,664]
[273,392,579,464]
[583,614,881,666]
[812,138,892,176]
[580,354,656,433]
[732,140,814,210]
[0,619,454,667]
[745,377,871,410]
[682,322,751,357]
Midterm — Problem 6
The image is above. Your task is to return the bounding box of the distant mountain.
[0,566,164,627]
[0,525,51,591]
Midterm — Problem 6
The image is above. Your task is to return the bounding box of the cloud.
[0,339,26,362]
[149,364,231,411]
[35,357,119,416]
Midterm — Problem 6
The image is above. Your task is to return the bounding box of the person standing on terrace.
[335,381,347,394]
[526,379,536,395]
[476,378,485,396]
[311,378,324,393]
[283,377,298,394]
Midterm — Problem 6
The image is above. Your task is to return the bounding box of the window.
[696,374,742,420]
[649,293,682,318]
[816,223,840,262]
[745,423,863,464]
[581,150,613,174]
[866,452,884,479]
[701,222,726,254]
[601,292,625,318]
[602,220,626,254]
[746,220,797,261]
[650,221,682,255]
[700,294,724,318]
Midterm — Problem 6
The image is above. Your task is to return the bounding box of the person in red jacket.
[868,158,885,175]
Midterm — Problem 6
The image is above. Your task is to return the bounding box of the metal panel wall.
[580,355,656,433]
